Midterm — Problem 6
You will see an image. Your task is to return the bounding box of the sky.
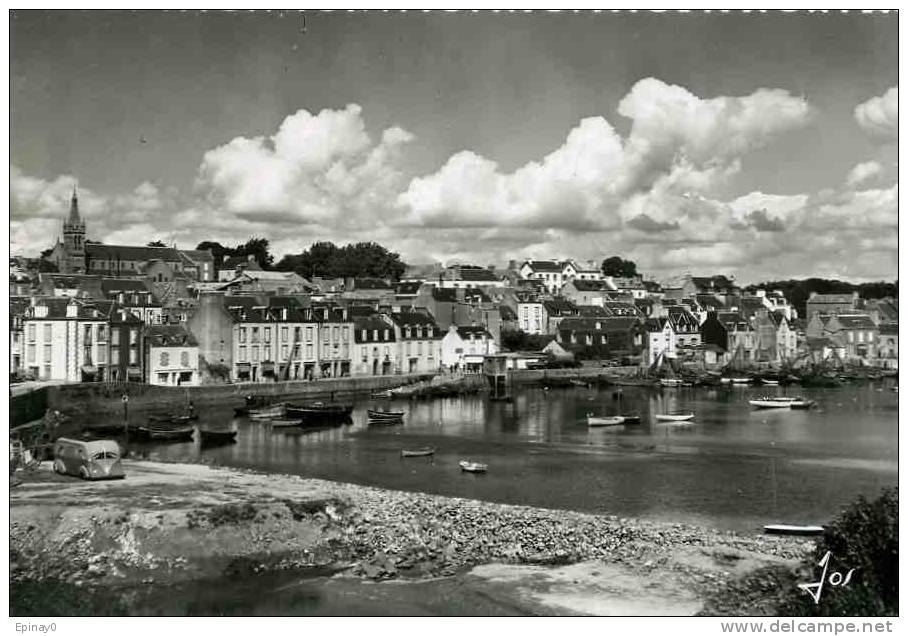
[9,10,898,284]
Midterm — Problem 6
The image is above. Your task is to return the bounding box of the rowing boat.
[763,524,824,536]
[620,413,642,424]
[587,415,625,427]
[198,428,237,444]
[655,412,695,422]
[400,447,435,457]
[750,396,814,409]
[367,409,405,420]
[268,417,303,428]
[459,460,487,473]
[138,424,195,441]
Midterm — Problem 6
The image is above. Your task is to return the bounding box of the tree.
[235,237,274,269]
[147,240,166,247]
[601,256,638,278]
[273,241,406,281]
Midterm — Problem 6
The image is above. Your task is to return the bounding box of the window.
[417,341,423,355]
[128,348,138,365]
[281,345,288,360]
[294,327,301,341]
[98,325,107,341]
[112,330,120,345]
[264,327,271,343]
[27,324,35,342]
[383,329,389,341]
[160,352,170,366]
[252,347,260,362]
[362,329,367,340]
[44,324,52,341]
[44,345,52,364]
[306,327,313,342]
[361,346,368,361]
[306,344,313,359]
[129,329,138,345]
[158,373,168,384]
[252,327,260,343]
[181,351,189,367]
[406,341,412,356]
[373,330,378,340]
[343,326,350,342]
[239,346,247,362]
[867,332,874,343]
[84,324,92,344]
[239,328,247,343]
[110,348,120,365]
[857,331,864,343]
[97,344,107,364]
[333,326,339,341]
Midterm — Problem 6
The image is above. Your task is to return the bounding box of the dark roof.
[85,243,182,263]
[645,317,669,332]
[604,301,640,317]
[394,282,422,296]
[145,325,198,347]
[568,280,613,292]
[432,287,491,304]
[498,305,517,321]
[833,314,878,330]
[695,294,725,310]
[543,298,578,316]
[353,315,396,343]
[523,260,563,272]
[352,278,393,290]
[180,249,215,263]
[808,293,857,304]
[577,305,611,317]
[454,266,498,282]
[454,325,493,339]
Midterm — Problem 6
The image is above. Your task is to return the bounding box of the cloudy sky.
[10,11,898,283]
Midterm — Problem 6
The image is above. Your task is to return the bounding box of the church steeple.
[61,182,86,274]
[68,185,81,224]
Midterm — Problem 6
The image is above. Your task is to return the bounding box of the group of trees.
[273,241,407,281]
[195,238,275,271]
[600,256,638,278]
[747,278,898,318]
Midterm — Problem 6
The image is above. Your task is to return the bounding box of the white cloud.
[854,86,897,140]
[845,160,884,188]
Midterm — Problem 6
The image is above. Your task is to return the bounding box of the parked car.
[52,438,125,480]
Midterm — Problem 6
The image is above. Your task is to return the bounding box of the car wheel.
[53,460,65,474]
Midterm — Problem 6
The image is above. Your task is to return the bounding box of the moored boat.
[247,404,287,419]
[655,412,695,422]
[459,460,488,473]
[268,417,304,428]
[148,414,198,424]
[367,409,405,421]
[763,524,824,536]
[400,447,435,457]
[285,402,353,425]
[730,377,753,385]
[198,428,237,444]
[619,413,642,424]
[138,424,195,441]
[660,378,684,387]
[587,415,625,427]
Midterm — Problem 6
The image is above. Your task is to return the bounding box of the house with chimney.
[561,279,616,307]
[144,325,200,386]
[389,309,443,374]
[440,325,498,371]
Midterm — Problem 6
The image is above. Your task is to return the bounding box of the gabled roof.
[695,294,725,310]
[453,266,499,282]
[522,260,563,273]
[454,325,493,339]
[498,305,517,321]
[645,317,670,332]
[432,287,491,304]
[543,298,578,316]
[578,305,611,317]
[353,314,396,343]
[179,249,215,264]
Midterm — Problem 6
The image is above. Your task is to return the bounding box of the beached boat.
[367,409,405,421]
[400,447,435,457]
[763,524,824,537]
[750,396,814,409]
[587,415,625,427]
[655,412,695,422]
[198,428,237,444]
[459,460,488,473]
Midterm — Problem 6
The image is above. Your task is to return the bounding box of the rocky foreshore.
[10,461,814,615]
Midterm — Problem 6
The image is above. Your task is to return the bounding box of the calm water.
[125,381,898,532]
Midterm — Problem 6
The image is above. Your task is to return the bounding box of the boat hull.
[459,461,487,473]
[401,448,435,457]
[587,416,625,427]
[763,524,824,536]
[655,413,695,422]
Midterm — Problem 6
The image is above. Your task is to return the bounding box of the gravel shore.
[10,460,814,615]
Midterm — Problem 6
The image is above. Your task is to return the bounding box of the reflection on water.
[121,381,897,531]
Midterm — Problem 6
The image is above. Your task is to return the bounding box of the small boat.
[234,395,272,416]
[570,379,590,388]
[459,460,487,473]
[198,428,237,444]
[367,409,405,421]
[248,404,287,419]
[138,425,195,441]
[285,402,354,423]
[760,379,780,386]
[620,413,642,424]
[789,399,815,410]
[655,412,695,422]
[730,377,753,385]
[400,447,435,457]
[763,524,825,536]
[268,417,304,428]
[749,396,799,409]
[587,415,625,427]
[148,414,198,424]
[372,390,394,399]
[660,378,684,387]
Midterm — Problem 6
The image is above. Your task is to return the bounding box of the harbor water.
[123,381,898,532]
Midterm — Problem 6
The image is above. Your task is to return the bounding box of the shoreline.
[10,460,815,616]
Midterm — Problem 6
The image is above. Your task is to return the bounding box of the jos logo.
[798,551,856,605]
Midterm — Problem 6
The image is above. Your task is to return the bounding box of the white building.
[145,325,200,386]
[22,298,110,381]
[645,317,677,364]
[440,325,499,371]
[517,299,546,334]
[518,260,565,293]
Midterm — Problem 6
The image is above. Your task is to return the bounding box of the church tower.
[62,186,86,273]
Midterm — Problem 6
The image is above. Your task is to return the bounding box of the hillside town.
[8,190,899,387]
